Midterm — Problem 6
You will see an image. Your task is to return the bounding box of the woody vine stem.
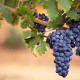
[4,5,68,30]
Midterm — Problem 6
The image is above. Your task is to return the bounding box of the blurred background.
[0,5,80,80]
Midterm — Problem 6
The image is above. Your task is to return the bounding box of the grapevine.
[0,0,80,78]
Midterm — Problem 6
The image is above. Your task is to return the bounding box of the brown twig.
[76,1,80,9]
[36,18,49,26]
[4,5,16,13]
[30,0,33,9]
[18,0,19,8]
[3,5,68,30]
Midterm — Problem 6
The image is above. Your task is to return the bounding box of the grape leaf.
[25,37,34,44]
[4,0,18,8]
[23,29,37,40]
[11,13,19,26]
[67,8,80,21]
[0,3,12,24]
[43,0,58,19]
[28,34,43,55]
[28,34,42,48]
[23,31,34,39]
[21,8,36,29]
[26,9,36,22]
[20,0,39,8]
[59,0,72,12]
[16,5,27,16]
[36,41,49,56]
[21,15,34,29]
[32,0,40,5]
[48,11,66,29]
[39,0,45,3]
[25,32,49,56]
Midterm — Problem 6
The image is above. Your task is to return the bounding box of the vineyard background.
[0,5,80,80]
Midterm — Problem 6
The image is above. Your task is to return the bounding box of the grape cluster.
[76,47,80,56]
[33,12,49,32]
[46,29,74,77]
[33,12,49,45]
[68,21,80,56]
[77,12,80,14]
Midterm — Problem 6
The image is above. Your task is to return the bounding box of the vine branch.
[4,5,68,30]
[76,1,80,9]
[4,5,16,13]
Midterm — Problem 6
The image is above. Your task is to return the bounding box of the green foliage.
[28,33,49,56]
[11,13,19,26]
[0,3,12,24]
[16,5,27,16]
[21,15,34,29]
[67,7,80,21]
[28,34,42,48]
[19,0,39,9]
[24,29,49,56]
[23,28,39,55]
[20,9,36,29]
[43,0,58,19]
[23,29,37,40]
[59,0,72,12]
[39,0,45,3]
[48,11,66,29]
[27,8,36,21]
[36,41,49,56]
[0,0,80,55]
[4,0,18,8]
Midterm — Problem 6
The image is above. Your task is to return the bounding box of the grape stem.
[18,0,19,8]
[4,5,49,26]
[30,0,33,9]
[4,5,16,13]
[76,1,80,9]
[4,5,68,30]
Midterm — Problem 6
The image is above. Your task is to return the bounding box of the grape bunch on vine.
[0,0,80,78]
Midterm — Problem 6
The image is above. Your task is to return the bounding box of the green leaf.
[28,35,42,48]
[23,31,34,39]
[67,8,80,21]
[16,5,27,16]
[59,0,72,12]
[0,3,12,24]
[43,0,58,19]
[25,37,34,44]
[11,13,19,26]
[39,0,45,3]
[24,32,49,56]
[27,8,36,22]
[31,46,36,56]
[27,9,34,16]
[27,34,42,55]
[21,15,34,29]
[32,0,40,5]
[20,0,39,8]
[4,0,18,8]
[36,41,49,56]
[20,9,36,29]
[48,11,66,29]
[23,29,37,40]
